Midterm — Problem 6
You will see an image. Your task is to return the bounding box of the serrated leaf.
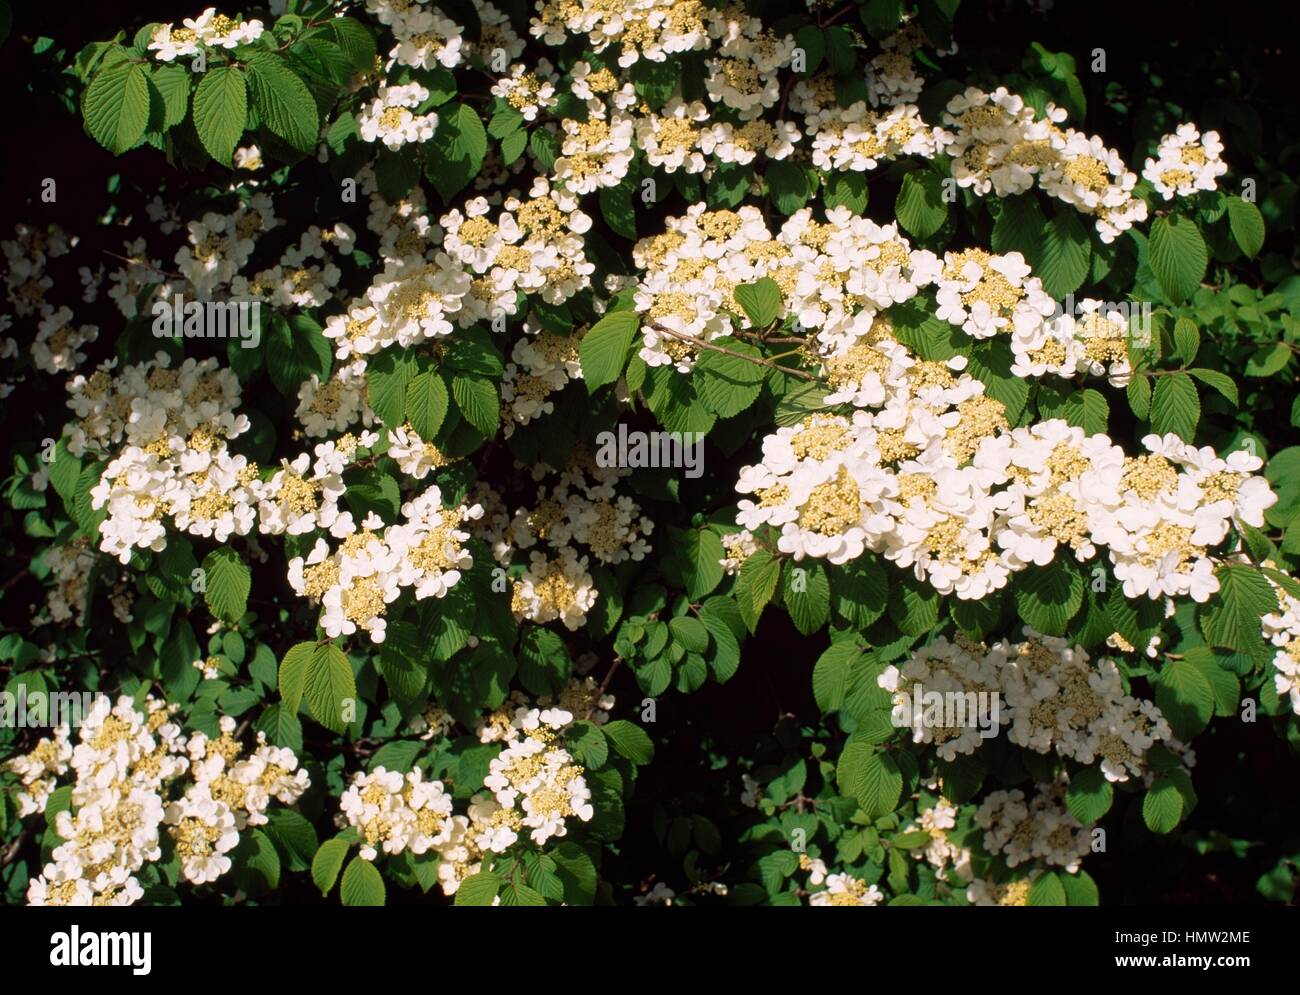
[732,278,782,328]
[1226,196,1265,258]
[1013,559,1083,637]
[1065,766,1113,823]
[1034,211,1090,298]
[83,60,151,155]
[405,370,450,439]
[192,66,247,166]
[311,837,350,896]
[602,720,654,765]
[245,50,319,154]
[836,743,901,819]
[895,169,947,239]
[451,374,498,437]
[579,310,639,390]
[1156,658,1215,740]
[694,336,765,417]
[1150,372,1199,442]
[1149,214,1208,303]
[202,548,250,623]
[340,855,386,906]
[1142,777,1184,834]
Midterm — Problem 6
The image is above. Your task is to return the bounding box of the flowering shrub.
[1,0,1299,908]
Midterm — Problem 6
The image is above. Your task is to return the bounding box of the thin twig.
[648,323,826,382]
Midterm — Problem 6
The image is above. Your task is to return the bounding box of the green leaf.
[192,66,248,166]
[263,809,319,871]
[202,548,250,623]
[405,370,450,439]
[1142,777,1184,834]
[150,64,191,130]
[517,626,572,697]
[579,310,639,390]
[451,374,498,437]
[244,50,319,154]
[266,313,331,396]
[679,530,725,600]
[551,842,598,905]
[366,347,417,427]
[1244,342,1291,378]
[311,837,350,896]
[1013,559,1083,637]
[326,16,377,73]
[1065,766,1113,823]
[836,743,902,819]
[1061,870,1100,906]
[454,871,500,906]
[733,278,782,328]
[1172,316,1199,366]
[991,195,1045,257]
[599,184,636,240]
[83,60,151,155]
[304,642,356,734]
[823,171,867,213]
[1186,368,1238,406]
[694,336,765,417]
[1149,214,1207,303]
[1156,658,1215,740]
[1033,211,1090,299]
[1027,872,1067,906]
[340,855,386,906]
[1150,372,1200,442]
[895,169,947,239]
[813,641,862,713]
[1199,564,1277,652]
[734,549,780,633]
[766,160,811,215]
[602,720,654,765]
[783,561,830,636]
[669,616,709,654]
[1226,196,1265,258]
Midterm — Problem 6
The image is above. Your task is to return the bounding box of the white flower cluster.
[633,205,939,371]
[808,872,885,906]
[906,798,973,884]
[340,702,596,896]
[2,223,97,386]
[734,341,1276,601]
[288,483,482,643]
[506,457,654,568]
[942,87,1148,242]
[147,8,264,62]
[500,323,584,430]
[974,781,1092,873]
[358,83,440,149]
[232,223,354,309]
[1263,578,1300,716]
[340,767,457,861]
[492,60,559,122]
[368,0,465,71]
[70,354,254,562]
[1142,125,1228,201]
[174,195,280,297]
[880,630,1170,781]
[11,696,307,905]
[530,0,711,67]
